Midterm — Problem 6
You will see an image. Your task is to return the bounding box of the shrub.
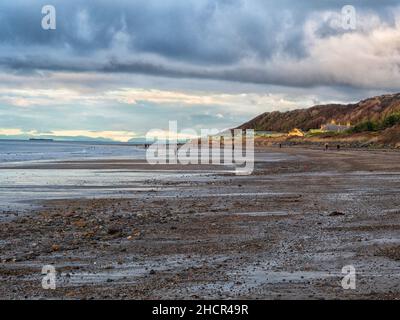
[381,113,400,129]
[350,120,379,133]
[349,112,400,133]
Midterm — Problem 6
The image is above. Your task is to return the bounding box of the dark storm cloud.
[1,0,308,63]
[0,0,399,88]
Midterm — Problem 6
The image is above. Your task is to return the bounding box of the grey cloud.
[2,53,398,90]
[0,0,399,89]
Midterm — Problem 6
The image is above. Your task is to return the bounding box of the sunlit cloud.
[0,128,137,142]
[0,86,322,114]
[145,129,199,140]
[0,129,25,136]
[50,130,137,142]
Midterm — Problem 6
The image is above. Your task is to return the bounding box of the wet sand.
[1,146,400,299]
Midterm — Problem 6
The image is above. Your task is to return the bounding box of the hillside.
[239,93,400,133]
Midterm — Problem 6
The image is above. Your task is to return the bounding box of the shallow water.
[0,169,214,211]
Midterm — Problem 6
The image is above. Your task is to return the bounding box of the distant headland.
[29,138,54,142]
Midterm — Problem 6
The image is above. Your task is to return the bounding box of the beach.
[1,143,400,299]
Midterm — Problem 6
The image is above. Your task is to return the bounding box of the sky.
[1,0,400,141]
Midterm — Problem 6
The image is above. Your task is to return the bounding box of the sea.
[0,140,146,163]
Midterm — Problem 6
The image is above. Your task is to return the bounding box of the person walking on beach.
[325,143,329,151]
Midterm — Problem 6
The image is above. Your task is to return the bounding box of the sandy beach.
[1,146,400,299]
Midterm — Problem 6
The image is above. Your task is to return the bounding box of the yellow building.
[288,128,305,137]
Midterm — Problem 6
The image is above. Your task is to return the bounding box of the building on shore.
[320,120,352,133]
[288,128,306,137]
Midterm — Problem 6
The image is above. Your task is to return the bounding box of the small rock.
[73,219,87,228]
[132,230,142,238]
[51,244,60,252]
[107,226,121,235]
[329,211,345,217]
